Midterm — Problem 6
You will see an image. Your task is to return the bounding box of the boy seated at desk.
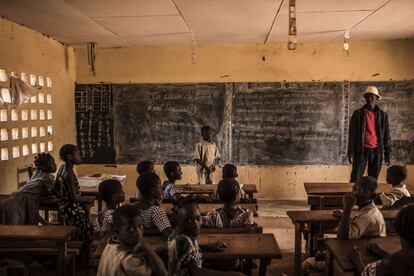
[379,165,410,208]
[168,196,244,276]
[202,179,255,228]
[222,164,246,199]
[94,179,125,232]
[349,204,414,276]
[97,205,167,276]
[303,176,386,274]
[134,172,173,239]
[135,161,155,199]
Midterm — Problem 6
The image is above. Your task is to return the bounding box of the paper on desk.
[79,174,126,187]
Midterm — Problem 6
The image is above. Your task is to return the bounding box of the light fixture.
[344,30,350,56]
[288,0,297,50]
[87,42,97,76]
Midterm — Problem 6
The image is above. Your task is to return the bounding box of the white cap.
[363,86,382,100]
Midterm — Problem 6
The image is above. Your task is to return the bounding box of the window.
[1,88,11,103]
[0,129,8,141]
[31,109,37,120]
[21,110,28,121]
[0,69,7,82]
[39,109,45,120]
[30,74,36,86]
[39,126,46,137]
[47,94,52,104]
[31,127,37,137]
[46,77,52,88]
[47,110,53,120]
[12,128,19,140]
[22,127,29,138]
[12,146,19,158]
[30,96,37,103]
[11,109,18,121]
[39,142,46,152]
[0,109,7,122]
[38,93,45,103]
[31,143,38,154]
[47,141,53,152]
[38,76,45,86]
[1,148,8,161]
[20,73,28,83]
[22,145,29,156]
[47,125,53,135]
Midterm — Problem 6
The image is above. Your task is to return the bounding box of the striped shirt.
[201,207,254,228]
[94,208,114,232]
[137,205,171,232]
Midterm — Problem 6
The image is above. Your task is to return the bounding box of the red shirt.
[364,110,378,149]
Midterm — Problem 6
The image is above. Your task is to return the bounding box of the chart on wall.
[112,83,231,164]
[350,81,414,164]
[75,84,116,164]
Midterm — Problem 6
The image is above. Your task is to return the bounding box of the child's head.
[113,205,143,247]
[136,172,162,204]
[59,144,81,165]
[222,164,238,179]
[394,204,414,249]
[352,176,377,207]
[34,153,57,173]
[201,126,212,140]
[386,165,408,186]
[175,196,201,239]
[217,179,241,204]
[163,161,182,181]
[98,179,125,206]
[136,161,154,175]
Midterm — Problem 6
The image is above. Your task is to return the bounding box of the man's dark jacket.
[347,105,392,162]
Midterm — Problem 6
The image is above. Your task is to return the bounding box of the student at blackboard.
[1,153,56,225]
[55,144,93,243]
[202,179,255,228]
[135,161,155,199]
[194,126,220,184]
[379,165,410,208]
[347,86,391,182]
[94,179,125,232]
[134,172,173,238]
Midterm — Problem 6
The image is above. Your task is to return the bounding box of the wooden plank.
[324,236,401,273]
[160,203,258,217]
[0,225,76,240]
[143,227,263,236]
[304,182,414,195]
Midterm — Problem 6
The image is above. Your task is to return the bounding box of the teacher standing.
[347,86,392,182]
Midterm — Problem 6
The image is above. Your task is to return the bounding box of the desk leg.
[294,223,303,276]
[309,223,315,256]
[248,193,253,200]
[44,210,49,223]
[56,241,67,276]
[258,258,270,276]
[244,258,252,276]
[324,248,333,276]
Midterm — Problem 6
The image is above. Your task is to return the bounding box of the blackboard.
[75,84,116,164]
[350,81,414,164]
[232,82,345,165]
[112,83,231,164]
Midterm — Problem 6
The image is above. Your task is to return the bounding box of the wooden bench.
[129,197,258,205]
[160,203,258,217]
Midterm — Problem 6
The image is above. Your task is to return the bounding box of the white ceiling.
[0,0,413,47]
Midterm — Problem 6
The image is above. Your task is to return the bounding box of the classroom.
[0,0,413,275]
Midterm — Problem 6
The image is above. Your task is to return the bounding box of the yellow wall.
[0,18,76,193]
[75,40,414,198]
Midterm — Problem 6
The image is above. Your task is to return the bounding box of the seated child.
[336,176,386,240]
[168,196,244,276]
[162,161,183,201]
[97,205,167,276]
[135,161,155,199]
[222,164,245,199]
[94,179,125,232]
[202,179,255,228]
[55,144,93,243]
[349,204,414,276]
[380,165,410,208]
[134,172,173,238]
[1,153,56,225]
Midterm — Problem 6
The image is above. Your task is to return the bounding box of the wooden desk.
[304,182,414,196]
[95,233,280,276]
[160,203,258,217]
[130,197,258,206]
[144,226,263,236]
[287,209,400,276]
[176,184,258,199]
[324,236,401,275]
[0,225,76,276]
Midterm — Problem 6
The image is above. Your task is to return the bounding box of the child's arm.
[134,242,168,276]
[336,193,356,240]
[348,246,366,274]
[187,261,245,276]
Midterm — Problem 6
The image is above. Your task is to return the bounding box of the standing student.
[97,205,167,276]
[1,153,56,225]
[380,165,410,208]
[168,196,244,276]
[94,179,125,232]
[134,172,173,238]
[55,144,93,243]
[336,176,386,240]
[349,204,414,276]
[194,126,220,184]
[202,179,254,228]
[347,86,391,182]
[135,161,155,199]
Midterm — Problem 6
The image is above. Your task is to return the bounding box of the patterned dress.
[55,164,92,243]
[168,232,203,276]
[135,205,172,233]
[94,208,115,232]
[0,170,54,224]
[162,181,180,200]
[201,207,255,228]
